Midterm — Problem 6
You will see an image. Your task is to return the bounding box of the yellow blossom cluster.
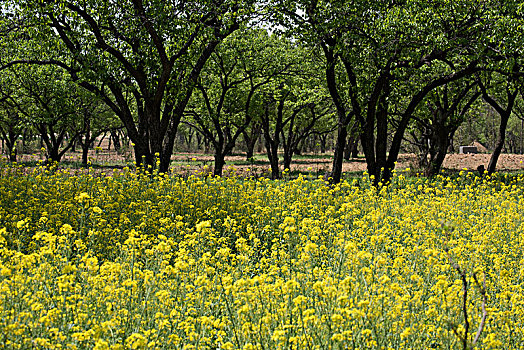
[0,165,523,348]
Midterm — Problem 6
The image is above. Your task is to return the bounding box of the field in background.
[7,143,524,177]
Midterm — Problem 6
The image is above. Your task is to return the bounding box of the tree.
[343,119,360,160]
[477,69,521,174]
[275,0,493,184]
[4,0,259,171]
[0,11,32,162]
[409,79,481,176]
[241,120,262,160]
[7,64,84,163]
[0,72,27,162]
[74,90,121,166]
[509,93,524,154]
[260,56,333,179]
[281,99,333,171]
[473,1,524,174]
[185,28,294,176]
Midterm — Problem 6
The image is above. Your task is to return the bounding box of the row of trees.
[1,0,524,184]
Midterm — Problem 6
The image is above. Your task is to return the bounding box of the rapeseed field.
[0,164,523,349]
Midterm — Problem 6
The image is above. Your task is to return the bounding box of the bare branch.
[472,272,488,345]
[442,224,488,349]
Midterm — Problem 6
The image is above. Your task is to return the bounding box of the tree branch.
[63,3,145,85]
[131,0,168,63]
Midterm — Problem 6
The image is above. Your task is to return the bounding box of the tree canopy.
[1,0,524,181]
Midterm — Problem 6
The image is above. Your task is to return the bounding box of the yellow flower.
[126,333,147,349]
[92,206,103,214]
[76,192,91,202]
[222,342,234,350]
[195,220,211,232]
[16,219,27,230]
[400,327,412,339]
[93,339,110,350]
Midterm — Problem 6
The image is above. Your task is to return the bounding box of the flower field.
[0,166,523,349]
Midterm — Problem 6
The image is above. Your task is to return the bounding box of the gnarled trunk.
[330,125,348,183]
[487,113,510,175]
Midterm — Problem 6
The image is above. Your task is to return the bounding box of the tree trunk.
[133,138,153,169]
[343,139,352,161]
[243,122,261,160]
[257,133,265,153]
[48,146,61,163]
[263,121,280,180]
[330,125,348,183]
[373,85,390,185]
[487,112,510,174]
[425,125,454,177]
[283,149,292,170]
[39,126,65,163]
[245,145,254,160]
[6,136,17,162]
[185,130,193,152]
[351,141,359,158]
[319,134,327,153]
[2,128,18,162]
[266,140,280,180]
[82,143,89,166]
[9,149,17,162]
[294,142,302,156]
[196,133,203,150]
[427,140,449,177]
[159,115,183,173]
[344,132,359,160]
[480,80,518,175]
[97,132,107,148]
[214,153,226,177]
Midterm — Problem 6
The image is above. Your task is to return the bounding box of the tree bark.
[487,112,511,174]
[426,124,454,177]
[344,134,358,160]
[263,124,281,180]
[330,125,348,183]
[322,45,352,184]
[283,147,292,170]
[481,87,518,175]
[81,143,89,166]
[214,153,226,177]
[243,122,261,160]
[320,134,327,153]
[1,126,19,162]
[262,103,281,179]
[265,138,280,180]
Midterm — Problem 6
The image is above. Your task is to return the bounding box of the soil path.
[12,151,524,175]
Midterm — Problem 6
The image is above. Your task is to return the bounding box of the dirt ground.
[9,149,524,176]
[201,153,524,175]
